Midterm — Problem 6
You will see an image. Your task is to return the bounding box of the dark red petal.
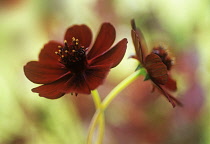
[166,92,183,107]
[152,82,175,107]
[84,65,110,90]
[64,25,92,48]
[24,61,69,84]
[87,23,116,59]
[131,19,148,64]
[152,81,182,107]
[145,53,168,85]
[39,41,63,63]
[62,74,91,94]
[163,75,177,91]
[62,65,111,94]
[32,75,72,99]
[129,55,138,60]
[89,38,128,68]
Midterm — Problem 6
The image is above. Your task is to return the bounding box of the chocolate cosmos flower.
[131,19,182,107]
[24,23,127,99]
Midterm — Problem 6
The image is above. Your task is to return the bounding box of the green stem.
[91,89,101,109]
[87,90,105,144]
[102,69,141,109]
[97,112,105,144]
[87,69,141,143]
[87,110,101,144]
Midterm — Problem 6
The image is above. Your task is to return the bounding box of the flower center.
[152,46,174,70]
[55,37,88,73]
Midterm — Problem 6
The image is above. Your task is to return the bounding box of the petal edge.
[64,25,92,48]
[89,38,128,68]
[24,61,69,84]
[88,23,116,59]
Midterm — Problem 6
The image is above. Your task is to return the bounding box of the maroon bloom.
[24,23,127,99]
[131,19,182,107]
[152,45,174,71]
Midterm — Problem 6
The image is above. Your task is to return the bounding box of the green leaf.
[144,73,150,81]
[135,64,142,71]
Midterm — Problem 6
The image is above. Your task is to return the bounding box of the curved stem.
[87,90,105,144]
[102,69,141,109]
[91,89,101,109]
[87,69,141,143]
[87,110,101,144]
[97,111,105,144]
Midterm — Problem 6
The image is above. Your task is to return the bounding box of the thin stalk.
[102,69,141,109]
[87,69,141,143]
[87,90,105,144]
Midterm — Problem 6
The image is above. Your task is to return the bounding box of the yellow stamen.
[72,37,75,41]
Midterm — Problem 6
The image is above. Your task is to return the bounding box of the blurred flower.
[24,23,127,99]
[174,48,204,121]
[131,19,181,107]
[0,0,23,9]
[94,0,117,23]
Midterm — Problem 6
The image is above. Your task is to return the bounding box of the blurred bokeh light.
[0,0,209,143]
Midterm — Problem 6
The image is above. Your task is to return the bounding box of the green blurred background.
[0,0,209,143]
